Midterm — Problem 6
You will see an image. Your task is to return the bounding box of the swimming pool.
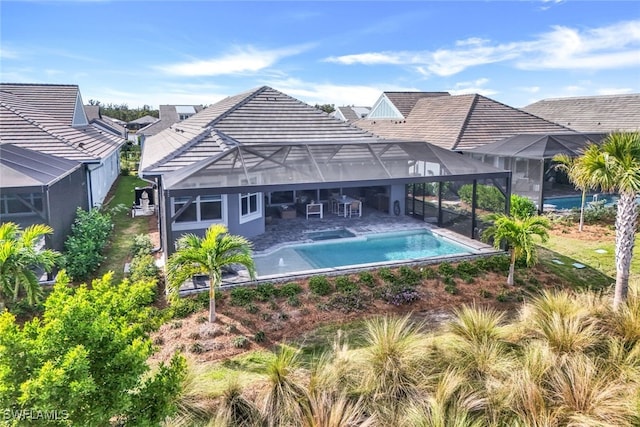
[544,194,618,210]
[253,229,476,278]
[305,228,355,241]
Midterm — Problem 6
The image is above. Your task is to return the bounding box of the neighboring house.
[137,105,204,140]
[127,114,158,131]
[84,104,128,138]
[0,144,88,251]
[355,92,574,150]
[523,93,640,133]
[0,83,125,209]
[139,86,511,258]
[331,106,371,122]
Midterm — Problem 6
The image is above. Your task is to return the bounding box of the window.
[0,193,43,215]
[239,192,261,223]
[172,195,224,228]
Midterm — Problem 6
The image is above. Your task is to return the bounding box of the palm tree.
[553,153,592,232]
[482,214,550,286]
[565,131,640,310]
[0,222,60,310]
[167,224,256,323]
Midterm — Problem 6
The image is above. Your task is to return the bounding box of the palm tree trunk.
[209,275,217,323]
[579,189,586,232]
[613,192,638,310]
[507,251,516,286]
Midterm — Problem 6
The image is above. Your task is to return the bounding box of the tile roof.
[141,86,382,174]
[0,143,81,188]
[128,115,158,126]
[354,93,573,150]
[138,104,204,136]
[383,91,450,117]
[84,105,127,137]
[0,83,80,124]
[523,94,640,132]
[332,106,371,122]
[0,89,124,161]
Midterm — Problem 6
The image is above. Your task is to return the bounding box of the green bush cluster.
[510,194,537,219]
[309,276,333,296]
[62,208,113,281]
[334,276,359,294]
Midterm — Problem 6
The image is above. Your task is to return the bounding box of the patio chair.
[348,200,361,217]
[306,203,323,219]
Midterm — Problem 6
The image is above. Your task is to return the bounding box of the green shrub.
[458,184,505,212]
[279,282,302,297]
[232,336,249,349]
[255,282,278,301]
[63,208,113,281]
[169,297,203,319]
[131,234,154,257]
[438,262,455,277]
[479,289,492,298]
[510,194,537,219]
[443,276,456,287]
[230,287,257,306]
[422,267,439,280]
[309,276,333,296]
[358,271,376,287]
[254,331,266,342]
[376,267,396,284]
[398,265,422,286]
[444,284,459,295]
[129,254,159,282]
[287,295,301,307]
[335,276,359,293]
[456,260,479,277]
[245,303,259,314]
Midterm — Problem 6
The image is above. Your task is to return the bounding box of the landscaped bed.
[150,249,613,364]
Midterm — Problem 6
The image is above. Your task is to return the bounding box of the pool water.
[253,229,475,277]
[306,228,355,241]
[544,195,618,210]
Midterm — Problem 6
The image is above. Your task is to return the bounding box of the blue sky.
[1,1,638,109]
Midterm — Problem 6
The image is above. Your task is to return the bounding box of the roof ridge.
[145,126,217,171]
[203,86,269,128]
[451,94,478,150]
[0,98,96,158]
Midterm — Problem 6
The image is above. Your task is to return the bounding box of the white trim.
[239,192,262,224]
[171,194,228,231]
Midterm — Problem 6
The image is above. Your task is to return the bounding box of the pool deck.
[177,206,497,294]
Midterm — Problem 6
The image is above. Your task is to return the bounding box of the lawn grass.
[94,174,153,283]
[537,247,615,291]
[540,232,640,284]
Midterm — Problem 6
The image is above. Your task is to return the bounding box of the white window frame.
[171,195,227,231]
[239,192,262,224]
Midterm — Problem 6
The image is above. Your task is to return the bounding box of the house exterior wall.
[162,190,265,257]
[88,149,120,207]
[389,184,406,215]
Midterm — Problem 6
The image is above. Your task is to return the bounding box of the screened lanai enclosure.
[463,133,607,211]
[160,140,511,244]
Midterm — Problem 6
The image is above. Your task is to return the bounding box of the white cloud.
[324,19,640,76]
[596,87,634,95]
[447,78,498,97]
[84,85,230,109]
[0,47,19,60]
[519,86,541,93]
[156,45,311,77]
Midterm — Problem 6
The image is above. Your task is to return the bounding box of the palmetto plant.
[482,214,550,286]
[564,131,640,309]
[167,224,256,323]
[0,222,60,310]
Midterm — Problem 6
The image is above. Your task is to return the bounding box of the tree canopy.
[0,272,185,425]
[87,99,159,122]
